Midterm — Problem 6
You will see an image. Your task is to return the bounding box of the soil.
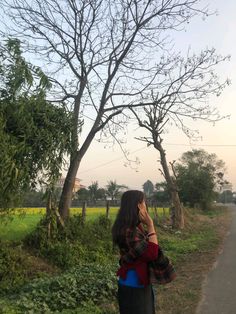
[23,249,60,277]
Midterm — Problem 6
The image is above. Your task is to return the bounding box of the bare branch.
[0,0,230,219]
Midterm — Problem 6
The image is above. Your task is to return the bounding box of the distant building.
[56,177,85,193]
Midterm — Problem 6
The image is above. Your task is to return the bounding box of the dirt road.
[197,204,236,314]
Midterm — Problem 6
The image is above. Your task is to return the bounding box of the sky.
[75,0,236,191]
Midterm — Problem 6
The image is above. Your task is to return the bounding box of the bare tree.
[0,0,223,220]
[130,49,230,229]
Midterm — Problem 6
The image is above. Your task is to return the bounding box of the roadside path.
[197,204,236,314]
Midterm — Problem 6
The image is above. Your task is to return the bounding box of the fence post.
[154,204,158,225]
[106,200,110,218]
[163,207,166,217]
[82,201,87,225]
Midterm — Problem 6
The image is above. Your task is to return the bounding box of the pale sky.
[76,0,236,191]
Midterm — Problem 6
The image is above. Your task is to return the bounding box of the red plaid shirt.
[117,224,159,286]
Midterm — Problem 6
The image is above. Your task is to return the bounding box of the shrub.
[0,242,27,295]
[59,300,103,314]
[24,214,115,269]
[3,263,117,313]
[41,240,85,269]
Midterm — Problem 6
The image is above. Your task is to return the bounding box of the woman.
[112,190,158,314]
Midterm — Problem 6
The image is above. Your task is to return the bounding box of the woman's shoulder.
[125,224,147,242]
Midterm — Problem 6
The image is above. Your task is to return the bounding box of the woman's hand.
[138,201,153,226]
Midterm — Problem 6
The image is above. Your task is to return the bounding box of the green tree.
[96,188,106,201]
[0,39,71,210]
[106,180,128,202]
[218,190,233,204]
[21,189,45,207]
[143,180,154,198]
[153,182,170,205]
[176,149,226,210]
[88,181,99,205]
[233,192,236,204]
[76,188,89,203]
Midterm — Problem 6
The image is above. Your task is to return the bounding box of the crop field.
[0,207,169,241]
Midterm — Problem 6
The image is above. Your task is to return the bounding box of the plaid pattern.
[119,225,177,285]
[119,226,149,263]
[149,246,177,284]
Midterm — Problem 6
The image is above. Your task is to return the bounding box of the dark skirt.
[118,284,155,314]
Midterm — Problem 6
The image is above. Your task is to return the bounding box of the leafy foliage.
[25,214,115,269]
[1,263,117,313]
[75,188,89,202]
[87,182,106,204]
[0,241,53,296]
[0,38,72,210]
[0,207,225,313]
[176,149,226,209]
[0,214,117,312]
[218,190,233,203]
[21,189,45,207]
[0,242,27,295]
[106,180,128,201]
[153,182,170,205]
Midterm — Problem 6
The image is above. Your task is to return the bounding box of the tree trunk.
[170,190,184,229]
[58,155,81,220]
[46,192,52,217]
[58,125,98,221]
[155,141,184,229]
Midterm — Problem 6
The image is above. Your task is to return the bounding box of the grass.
[0,214,42,241]
[0,207,169,241]
[0,205,230,313]
[159,225,219,263]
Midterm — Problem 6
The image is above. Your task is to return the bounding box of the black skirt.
[118,284,155,314]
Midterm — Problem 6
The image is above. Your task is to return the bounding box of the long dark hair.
[112,190,144,247]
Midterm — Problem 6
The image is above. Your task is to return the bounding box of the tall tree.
[176,149,226,209]
[143,180,154,198]
[0,39,71,210]
[1,0,214,220]
[130,47,229,228]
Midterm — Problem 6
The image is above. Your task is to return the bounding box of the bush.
[40,240,85,269]
[24,214,115,269]
[0,242,27,295]
[3,263,117,313]
[59,300,103,314]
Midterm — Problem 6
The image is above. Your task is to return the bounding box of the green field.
[0,207,169,241]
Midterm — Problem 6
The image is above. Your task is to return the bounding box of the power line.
[79,146,147,174]
[165,143,236,147]
[79,142,236,174]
